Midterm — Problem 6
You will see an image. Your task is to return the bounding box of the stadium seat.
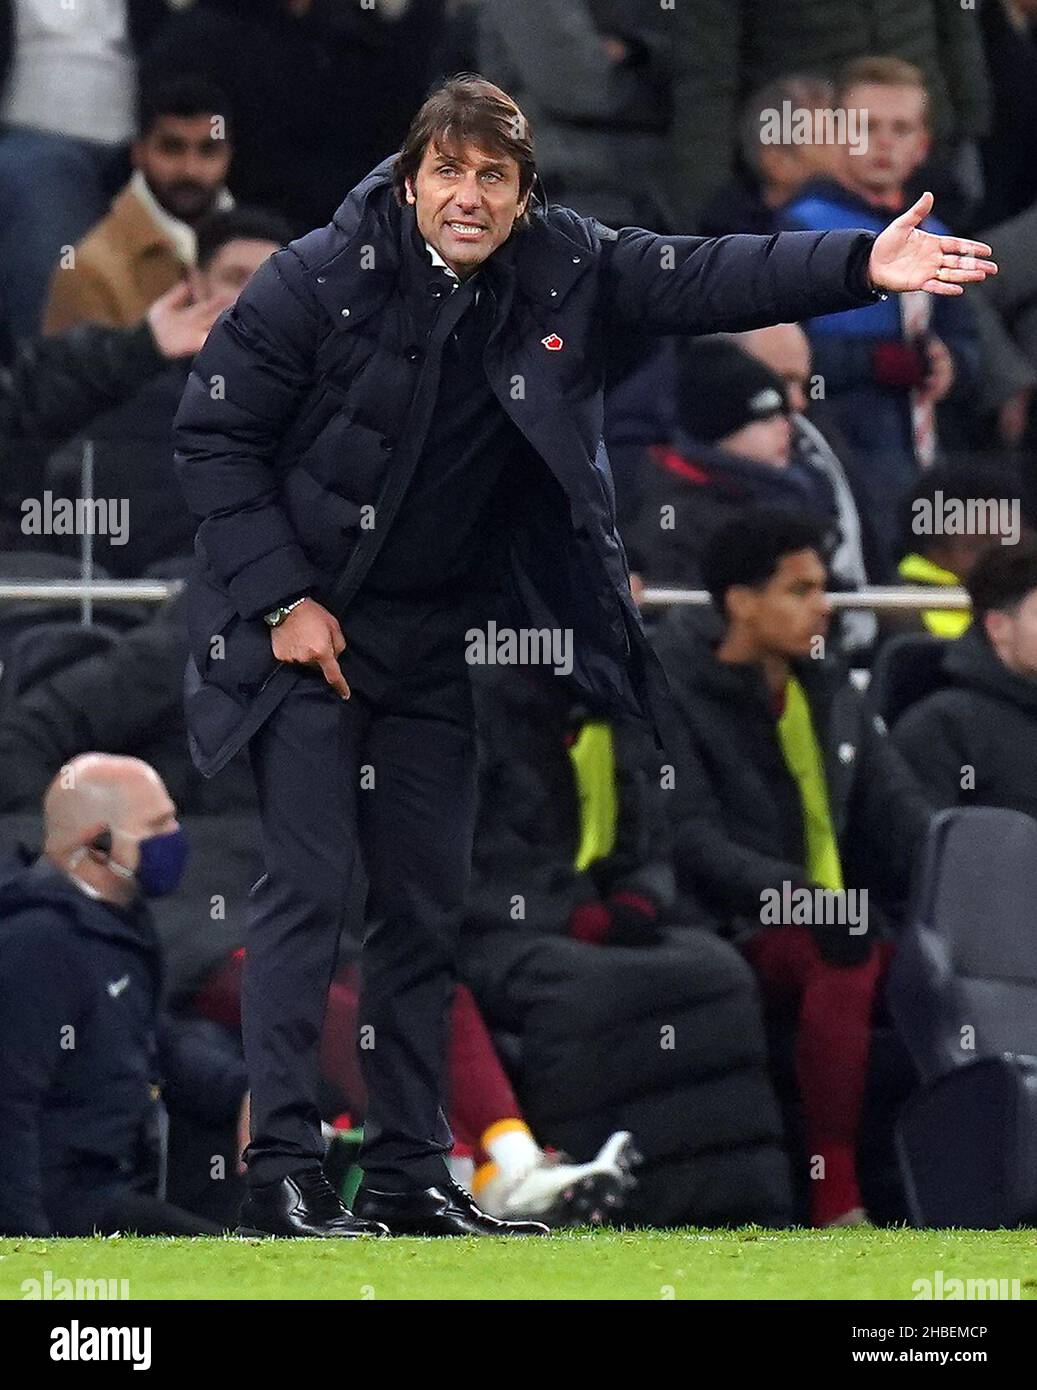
[868,632,948,728]
[888,807,1037,1228]
[0,620,120,724]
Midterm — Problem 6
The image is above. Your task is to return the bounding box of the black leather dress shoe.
[354,1177,550,1236]
[235,1170,389,1238]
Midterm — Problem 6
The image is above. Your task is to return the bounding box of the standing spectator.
[663,0,990,231]
[478,0,672,227]
[42,76,234,334]
[780,59,980,579]
[0,0,177,344]
[652,510,931,1225]
[142,0,446,230]
[977,0,1037,228]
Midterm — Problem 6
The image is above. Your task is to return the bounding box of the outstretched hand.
[868,192,997,297]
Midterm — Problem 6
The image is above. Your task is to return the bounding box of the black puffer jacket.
[892,625,1037,819]
[464,664,676,938]
[459,663,793,1227]
[173,153,882,777]
[0,857,246,1236]
[652,608,931,930]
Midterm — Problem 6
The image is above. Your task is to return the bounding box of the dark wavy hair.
[393,74,537,223]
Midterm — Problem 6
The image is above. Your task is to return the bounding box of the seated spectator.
[45,205,291,577]
[779,58,980,579]
[652,509,931,1225]
[42,76,234,334]
[699,76,841,238]
[0,282,226,550]
[0,0,178,343]
[890,464,1025,639]
[0,753,247,1236]
[732,322,875,653]
[459,660,794,1227]
[892,539,1037,818]
[631,337,836,588]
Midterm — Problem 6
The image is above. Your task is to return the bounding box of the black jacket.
[892,625,1037,820]
[0,858,246,1236]
[173,154,881,775]
[464,665,675,941]
[631,435,832,587]
[651,609,931,930]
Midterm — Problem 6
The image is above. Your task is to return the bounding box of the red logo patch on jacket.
[541,333,564,351]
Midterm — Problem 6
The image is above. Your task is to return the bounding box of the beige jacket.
[43,184,186,334]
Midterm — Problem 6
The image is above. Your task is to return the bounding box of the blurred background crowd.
[2,0,1037,1239]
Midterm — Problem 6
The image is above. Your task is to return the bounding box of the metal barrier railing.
[0,581,969,611]
[641,585,970,611]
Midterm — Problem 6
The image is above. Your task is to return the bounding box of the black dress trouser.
[242,592,482,1191]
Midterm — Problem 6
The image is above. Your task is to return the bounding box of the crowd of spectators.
[2,0,1037,1236]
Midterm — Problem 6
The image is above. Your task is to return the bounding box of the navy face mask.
[109,827,190,898]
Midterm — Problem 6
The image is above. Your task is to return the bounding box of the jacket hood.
[943,626,1037,715]
[0,856,156,950]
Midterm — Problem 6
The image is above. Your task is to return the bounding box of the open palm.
[868,192,997,296]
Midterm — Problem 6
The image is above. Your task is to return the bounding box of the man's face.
[729,548,830,659]
[738,325,812,415]
[986,589,1037,679]
[405,140,529,279]
[133,114,232,224]
[190,238,281,306]
[841,83,929,202]
[110,776,179,881]
[721,413,792,467]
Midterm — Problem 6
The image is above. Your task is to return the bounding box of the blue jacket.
[780,179,979,458]
[0,858,246,1236]
[174,156,881,774]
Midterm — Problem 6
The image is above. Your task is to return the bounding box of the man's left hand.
[868,192,997,297]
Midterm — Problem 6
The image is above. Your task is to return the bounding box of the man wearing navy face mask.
[0,752,249,1237]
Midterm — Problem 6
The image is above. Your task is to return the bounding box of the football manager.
[173,74,995,1238]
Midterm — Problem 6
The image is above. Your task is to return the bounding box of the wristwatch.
[263,596,309,628]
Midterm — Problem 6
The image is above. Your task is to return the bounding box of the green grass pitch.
[2,1228,1035,1301]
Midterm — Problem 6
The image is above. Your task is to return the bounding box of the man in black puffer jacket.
[460,662,794,1227]
[0,754,247,1237]
[172,71,991,1238]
